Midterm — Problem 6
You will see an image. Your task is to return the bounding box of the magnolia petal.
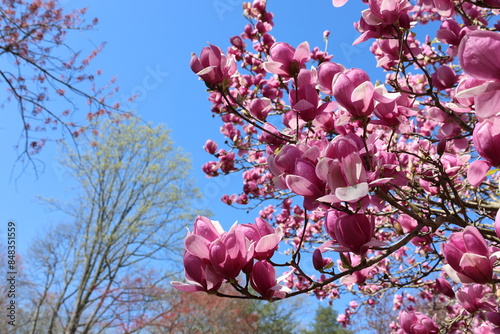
[442,264,462,283]
[184,234,210,260]
[286,174,321,197]
[171,281,204,292]
[335,182,369,202]
[332,0,349,7]
[294,41,311,64]
[262,61,288,76]
[467,160,491,187]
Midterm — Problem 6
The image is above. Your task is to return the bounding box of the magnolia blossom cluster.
[175,0,500,332]
[172,216,289,300]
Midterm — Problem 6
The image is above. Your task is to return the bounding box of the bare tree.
[23,117,203,334]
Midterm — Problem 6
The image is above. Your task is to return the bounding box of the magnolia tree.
[172,1,500,332]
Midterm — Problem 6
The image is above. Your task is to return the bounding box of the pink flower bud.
[209,229,254,279]
[434,278,455,299]
[230,35,246,49]
[248,98,272,121]
[250,260,287,300]
[313,248,329,271]
[289,83,321,122]
[203,139,218,154]
[171,252,224,293]
[325,211,375,255]
[441,226,493,284]
[431,65,457,90]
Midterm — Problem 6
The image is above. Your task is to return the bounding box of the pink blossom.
[248,97,272,121]
[441,226,493,284]
[250,260,289,299]
[289,83,321,121]
[317,61,344,95]
[285,158,325,210]
[263,41,310,78]
[431,65,457,90]
[332,68,375,117]
[209,228,255,278]
[312,248,332,271]
[267,144,302,177]
[459,31,500,82]
[190,44,237,86]
[456,284,496,313]
[398,310,439,334]
[171,252,224,293]
[203,139,218,154]
[473,116,500,167]
[316,146,369,204]
[324,211,376,255]
[192,216,224,242]
[237,217,283,260]
[496,209,500,239]
[467,160,491,187]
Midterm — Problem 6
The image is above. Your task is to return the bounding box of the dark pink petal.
[459,31,500,81]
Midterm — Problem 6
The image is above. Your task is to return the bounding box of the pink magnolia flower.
[289,83,321,121]
[250,260,290,299]
[316,61,344,95]
[354,0,411,44]
[398,310,439,334]
[473,116,500,167]
[263,41,310,78]
[332,68,375,117]
[190,44,237,86]
[285,158,325,210]
[441,226,493,284]
[236,217,283,260]
[312,247,332,271]
[324,211,376,255]
[208,228,255,279]
[496,209,500,239]
[456,284,496,313]
[203,139,218,154]
[458,31,500,82]
[316,153,369,204]
[171,252,224,293]
[248,97,272,121]
[431,65,457,90]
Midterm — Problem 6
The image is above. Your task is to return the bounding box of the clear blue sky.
[0,0,380,329]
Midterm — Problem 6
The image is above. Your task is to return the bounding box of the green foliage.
[302,304,353,334]
[251,300,301,334]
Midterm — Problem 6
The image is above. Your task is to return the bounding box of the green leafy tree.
[302,304,353,334]
[252,299,302,334]
[23,118,203,334]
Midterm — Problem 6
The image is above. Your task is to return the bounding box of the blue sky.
[0,0,383,329]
